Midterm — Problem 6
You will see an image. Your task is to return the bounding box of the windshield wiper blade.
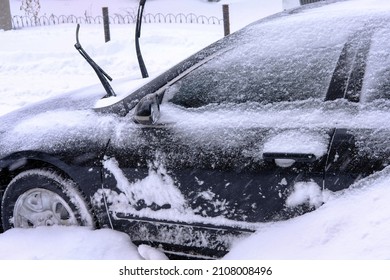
[135,0,148,78]
[74,24,116,98]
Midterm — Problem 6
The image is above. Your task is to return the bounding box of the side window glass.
[361,28,390,103]
[165,44,343,108]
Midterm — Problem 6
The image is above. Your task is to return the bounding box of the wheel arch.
[1,152,76,191]
[0,151,104,231]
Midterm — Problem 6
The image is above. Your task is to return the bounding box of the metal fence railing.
[300,0,324,4]
[11,13,223,29]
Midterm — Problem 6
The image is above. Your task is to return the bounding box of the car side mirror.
[133,93,160,125]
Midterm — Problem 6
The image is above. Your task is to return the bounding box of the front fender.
[0,150,103,194]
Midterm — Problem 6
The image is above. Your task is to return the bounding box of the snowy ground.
[1,0,390,260]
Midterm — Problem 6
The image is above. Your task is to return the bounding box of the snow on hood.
[0,78,140,157]
[0,110,120,155]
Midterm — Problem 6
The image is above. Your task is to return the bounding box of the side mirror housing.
[133,93,160,125]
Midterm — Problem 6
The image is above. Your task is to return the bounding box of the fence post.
[222,4,230,36]
[102,7,110,42]
[0,0,13,30]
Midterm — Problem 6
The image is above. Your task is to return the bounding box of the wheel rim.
[13,188,78,228]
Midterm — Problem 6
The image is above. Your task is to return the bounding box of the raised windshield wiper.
[74,23,116,98]
[135,0,149,78]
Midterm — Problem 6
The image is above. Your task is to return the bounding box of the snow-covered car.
[1,0,390,259]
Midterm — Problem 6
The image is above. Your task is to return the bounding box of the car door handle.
[262,152,317,163]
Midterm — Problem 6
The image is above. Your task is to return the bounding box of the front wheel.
[1,169,94,230]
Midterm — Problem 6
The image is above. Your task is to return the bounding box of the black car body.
[1,0,390,258]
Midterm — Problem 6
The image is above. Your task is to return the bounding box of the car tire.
[1,169,94,230]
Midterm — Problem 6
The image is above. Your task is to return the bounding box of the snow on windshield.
[94,77,153,109]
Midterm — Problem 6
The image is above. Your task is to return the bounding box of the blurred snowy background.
[1,0,390,260]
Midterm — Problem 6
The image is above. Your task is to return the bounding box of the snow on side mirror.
[133,93,160,125]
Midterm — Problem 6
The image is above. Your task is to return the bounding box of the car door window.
[165,45,342,108]
[162,15,376,109]
[361,27,390,103]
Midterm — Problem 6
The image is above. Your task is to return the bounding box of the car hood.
[0,79,144,159]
